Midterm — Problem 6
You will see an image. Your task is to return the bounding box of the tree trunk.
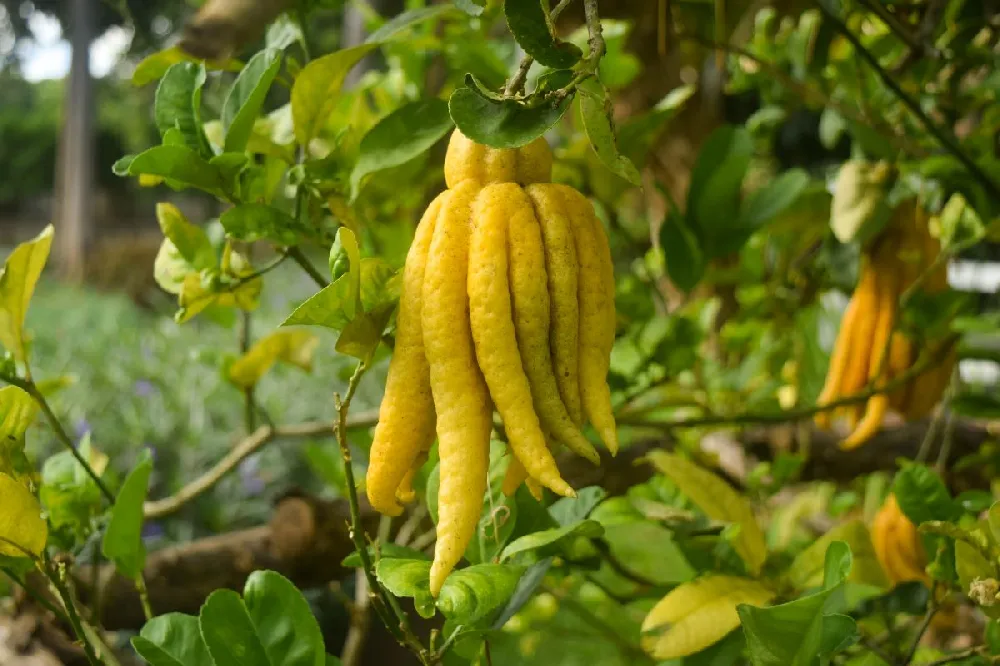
[55,0,96,282]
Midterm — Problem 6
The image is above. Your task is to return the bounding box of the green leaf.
[818,614,858,656]
[686,125,753,256]
[219,204,311,245]
[504,0,582,68]
[228,330,319,389]
[335,305,394,364]
[223,50,283,153]
[578,79,641,186]
[642,576,776,660]
[282,259,399,331]
[199,590,271,666]
[40,435,107,534]
[549,487,607,527]
[132,46,241,86]
[132,613,213,666]
[0,224,53,362]
[787,520,889,591]
[265,15,303,51]
[602,521,695,584]
[0,472,46,558]
[501,519,603,561]
[243,570,325,666]
[292,44,380,146]
[338,227,362,321]
[0,386,39,481]
[126,146,227,197]
[892,464,961,525]
[342,544,430,568]
[156,203,216,271]
[448,87,570,149]
[376,558,436,619]
[659,207,704,293]
[437,563,525,625]
[955,539,996,596]
[738,542,852,666]
[155,63,209,157]
[366,5,457,43]
[102,453,152,579]
[740,169,810,230]
[349,99,454,202]
[647,451,768,575]
[491,558,552,629]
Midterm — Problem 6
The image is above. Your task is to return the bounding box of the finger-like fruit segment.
[444,129,553,188]
[366,193,445,516]
[508,187,599,464]
[468,183,575,498]
[525,184,584,426]
[423,181,493,597]
[396,449,429,505]
[814,285,863,429]
[558,185,618,455]
[872,494,928,585]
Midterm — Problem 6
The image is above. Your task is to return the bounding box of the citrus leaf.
[500,519,603,561]
[292,44,379,146]
[504,0,582,68]
[366,5,457,43]
[642,576,775,660]
[102,453,152,579]
[243,570,325,666]
[349,99,454,202]
[647,451,768,575]
[787,520,889,591]
[199,590,271,666]
[222,49,283,153]
[449,87,570,149]
[155,62,209,157]
[0,386,39,481]
[578,79,641,186]
[156,203,216,271]
[126,145,227,197]
[132,613,213,666]
[437,563,525,625]
[0,224,53,362]
[0,472,46,558]
[228,330,319,389]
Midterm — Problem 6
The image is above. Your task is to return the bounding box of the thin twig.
[1,567,71,626]
[903,582,939,664]
[135,574,154,622]
[924,647,991,666]
[934,371,959,473]
[857,0,927,56]
[582,0,606,63]
[503,0,576,97]
[814,0,1000,201]
[4,377,114,503]
[287,246,329,288]
[340,569,373,666]
[142,414,378,519]
[617,337,957,430]
[334,363,428,660]
[46,559,105,666]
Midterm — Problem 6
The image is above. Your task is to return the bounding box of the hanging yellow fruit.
[365,130,617,596]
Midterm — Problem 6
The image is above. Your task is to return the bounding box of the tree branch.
[143,412,378,519]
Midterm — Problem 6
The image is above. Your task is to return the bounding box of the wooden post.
[54,0,96,281]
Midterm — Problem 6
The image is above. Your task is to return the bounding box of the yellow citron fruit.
[0,473,47,558]
[815,198,955,448]
[366,193,445,516]
[871,494,929,585]
[366,129,618,597]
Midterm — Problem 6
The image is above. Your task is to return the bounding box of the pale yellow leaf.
[0,472,47,558]
[641,575,775,660]
[0,225,53,361]
[229,329,320,389]
[647,451,768,574]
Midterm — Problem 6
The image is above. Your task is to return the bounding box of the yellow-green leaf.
[787,520,889,591]
[0,472,47,558]
[641,575,775,660]
[228,330,320,389]
[0,386,38,482]
[291,44,379,146]
[0,225,53,362]
[156,203,216,271]
[646,451,767,575]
